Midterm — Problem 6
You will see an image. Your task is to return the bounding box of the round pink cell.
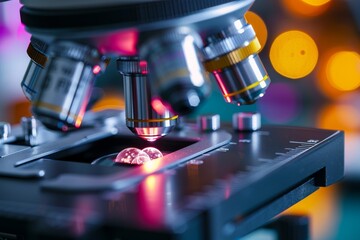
[142,147,163,160]
[115,147,150,165]
[131,151,151,165]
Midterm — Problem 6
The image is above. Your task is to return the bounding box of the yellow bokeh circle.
[302,0,331,7]
[281,0,331,17]
[316,103,360,132]
[270,30,319,79]
[326,51,360,91]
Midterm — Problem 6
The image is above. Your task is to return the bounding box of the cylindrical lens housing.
[139,28,211,115]
[21,37,48,101]
[203,18,270,105]
[32,41,107,131]
[117,57,178,142]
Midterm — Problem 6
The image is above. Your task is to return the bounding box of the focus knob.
[21,116,38,146]
[232,112,261,131]
[197,114,220,132]
[0,122,11,144]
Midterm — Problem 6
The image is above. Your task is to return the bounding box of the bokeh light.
[316,103,360,132]
[302,0,331,7]
[151,98,168,115]
[245,11,268,51]
[316,46,360,100]
[91,93,125,112]
[316,103,360,178]
[97,29,138,55]
[270,30,318,79]
[326,51,360,91]
[258,83,300,123]
[2,1,29,40]
[283,185,339,240]
[281,0,331,17]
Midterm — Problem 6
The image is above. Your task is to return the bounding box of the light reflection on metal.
[225,181,231,199]
[138,174,165,227]
[213,70,232,103]
[151,98,169,115]
[97,29,138,55]
[118,57,178,142]
[143,159,162,174]
[71,197,96,237]
[182,35,206,87]
[92,65,102,75]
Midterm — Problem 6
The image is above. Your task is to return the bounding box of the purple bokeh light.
[258,82,300,123]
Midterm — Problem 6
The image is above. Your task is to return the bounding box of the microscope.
[0,1,344,239]
[20,0,270,141]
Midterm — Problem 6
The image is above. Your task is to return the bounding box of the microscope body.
[19,0,270,141]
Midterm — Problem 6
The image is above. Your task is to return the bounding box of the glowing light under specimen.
[115,147,163,165]
[142,147,163,160]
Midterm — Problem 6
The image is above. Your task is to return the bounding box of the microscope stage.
[0,111,344,240]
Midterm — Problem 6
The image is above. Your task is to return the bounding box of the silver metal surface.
[213,54,270,105]
[0,122,11,144]
[203,20,255,59]
[232,112,261,131]
[197,114,221,132]
[118,57,177,142]
[20,0,164,9]
[21,37,48,101]
[31,41,107,131]
[140,28,210,115]
[21,0,254,38]
[203,18,270,106]
[21,116,38,146]
[21,61,44,100]
[41,129,232,192]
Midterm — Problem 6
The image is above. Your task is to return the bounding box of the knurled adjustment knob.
[197,114,220,132]
[232,112,261,131]
[117,57,147,75]
[0,122,11,144]
[21,116,38,146]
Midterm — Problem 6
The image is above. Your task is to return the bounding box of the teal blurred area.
[0,0,360,239]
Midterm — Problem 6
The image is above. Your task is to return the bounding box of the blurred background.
[0,0,359,239]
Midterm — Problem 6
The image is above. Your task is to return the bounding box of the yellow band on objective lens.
[127,115,178,123]
[204,37,261,72]
[223,75,269,98]
[27,43,48,68]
